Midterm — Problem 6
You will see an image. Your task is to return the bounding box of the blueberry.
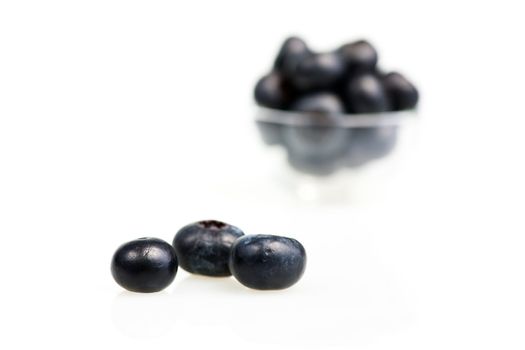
[382,72,419,110]
[343,73,390,113]
[281,94,350,174]
[290,92,345,114]
[229,235,306,290]
[254,72,292,109]
[173,220,245,277]
[291,52,345,91]
[283,94,349,173]
[338,40,378,73]
[274,36,311,78]
[111,238,178,293]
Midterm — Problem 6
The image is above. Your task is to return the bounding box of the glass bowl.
[255,106,417,177]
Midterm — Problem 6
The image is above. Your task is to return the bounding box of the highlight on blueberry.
[343,73,390,113]
[173,220,245,277]
[254,72,292,110]
[229,234,307,290]
[274,36,311,78]
[338,40,378,73]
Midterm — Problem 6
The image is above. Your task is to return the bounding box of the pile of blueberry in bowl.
[254,37,419,175]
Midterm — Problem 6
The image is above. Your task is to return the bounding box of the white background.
[1,1,524,349]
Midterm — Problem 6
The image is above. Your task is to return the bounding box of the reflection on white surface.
[111,291,175,338]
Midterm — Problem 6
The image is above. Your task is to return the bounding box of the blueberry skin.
[382,72,419,111]
[291,52,346,91]
[344,73,390,113]
[274,36,311,78]
[173,220,245,277]
[229,235,306,290]
[111,238,178,293]
[290,92,345,114]
[254,72,292,109]
[338,40,378,73]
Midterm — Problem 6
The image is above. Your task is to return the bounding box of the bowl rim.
[255,106,417,127]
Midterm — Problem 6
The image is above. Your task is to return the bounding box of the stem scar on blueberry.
[198,220,227,229]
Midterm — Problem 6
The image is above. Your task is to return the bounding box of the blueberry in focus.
[338,40,378,73]
[274,36,311,78]
[382,72,419,110]
[291,52,345,91]
[173,220,245,277]
[343,73,390,113]
[111,238,178,293]
[254,72,292,109]
[229,234,306,290]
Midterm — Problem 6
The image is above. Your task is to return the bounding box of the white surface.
[1,1,524,349]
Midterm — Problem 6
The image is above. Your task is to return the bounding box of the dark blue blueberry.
[274,36,311,78]
[229,235,306,290]
[338,40,378,73]
[111,238,178,293]
[382,72,419,111]
[284,94,349,171]
[254,72,292,109]
[343,73,390,113]
[291,52,345,91]
[290,92,345,114]
[173,220,244,277]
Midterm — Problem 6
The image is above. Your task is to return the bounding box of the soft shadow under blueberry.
[111,290,175,338]
[172,273,262,295]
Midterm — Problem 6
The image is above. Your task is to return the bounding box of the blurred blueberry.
[291,52,346,91]
[338,40,378,73]
[290,92,345,114]
[283,93,349,174]
[343,73,390,113]
[254,72,292,109]
[274,36,311,79]
[382,72,419,110]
